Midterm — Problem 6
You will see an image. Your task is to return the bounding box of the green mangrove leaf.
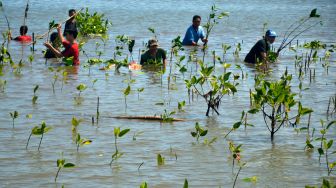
[200,130,208,137]
[157,154,165,166]
[183,179,188,188]
[233,122,242,129]
[63,163,75,168]
[318,148,324,155]
[248,108,259,114]
[118,128,130,137]
[309,9,320,18]
[140,182,148,188]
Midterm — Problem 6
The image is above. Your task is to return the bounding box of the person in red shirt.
[9,25,32,42]
[44,25,80,66]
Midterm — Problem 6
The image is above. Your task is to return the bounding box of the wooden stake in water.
[96,97,100,124]
[249,89,252,106]
[32,32,35,52]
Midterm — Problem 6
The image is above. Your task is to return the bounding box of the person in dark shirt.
[44,32,60,58]
[140,39,167,67]
[244,29,277,64]
[63,9,77,36]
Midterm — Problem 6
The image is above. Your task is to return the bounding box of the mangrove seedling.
[91,79,98,88]
[137,87,144,100]
[133,131,144,141]
[32,85,39,104]
[123,85,131,109]
[26,121,51,151]
[148,27,157,39]
[250,70,313,140]
[183,179,188,188]
[160,110,176,123]
[191,122,208,143]
[75,133,92,152]
[76,83,87,97]
[185,62,237,116]
[140,182,148,188]
[157,153,165,166]
[178,100,186,111]
[203,4,229,48]
[76,8,111,36]
[71,116,82,136]
[0,79,7,92]
[55,154,75,182]
[9,110,18,128]
[225,111,254,138]
[277,8,322,53]
[110,127,130,166]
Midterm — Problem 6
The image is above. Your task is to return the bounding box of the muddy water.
[0,0,335,187]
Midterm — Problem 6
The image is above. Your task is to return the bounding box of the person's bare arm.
[44,42,63,58]
[163,58,167,68]
[261,52,268,63]
[57,25,65,43]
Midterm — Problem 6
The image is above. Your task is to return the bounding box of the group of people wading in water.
[8,10,278,68]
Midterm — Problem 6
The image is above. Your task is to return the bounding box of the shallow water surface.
[0,0,335,187]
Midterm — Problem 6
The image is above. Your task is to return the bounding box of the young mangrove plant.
[76,83,87,97]
[203,4,229,48]
[137,87,144,100]
[0,79,7,92]
[250,70,313,140]
[123,84,131,110]
[305,120,336,176]
[76,8,111,37]
[185,62,237,116]
[32,85,39,104]
[277,8,321,53]
[224,110,254,138]
[71,116,82,137]
[110,127,130,166]
[55,154,75,182]
[191,122,208,143]
[178,100,186,112]
[26,121,51,151]
[160,109,176,123]
[157,153,165,166]
[75,133,92,152]
[140,182,148,188]
[9,110,18,128]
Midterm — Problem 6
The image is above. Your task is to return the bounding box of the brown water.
[0,0,335,187]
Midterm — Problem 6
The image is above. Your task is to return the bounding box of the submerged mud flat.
[0,0,336,187]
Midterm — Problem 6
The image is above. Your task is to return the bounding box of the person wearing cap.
[140,39,167,67]
[182,15,208,46]
[244,29,277,64]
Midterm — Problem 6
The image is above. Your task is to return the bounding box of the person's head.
[19,25,28,36]
[68,9,76,17]
[192,15,202,27]
[265,29,277,44]
[64,29,78,41]
[147,39,158,52]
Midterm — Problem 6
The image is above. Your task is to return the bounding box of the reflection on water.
[0,0,335,187]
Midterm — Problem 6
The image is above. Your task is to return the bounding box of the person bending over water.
[244,29,278,64]
[44,32,60,58]
[44,25,80,66]
[140,39,167,68]
[64,9,78,36]
[9,25,32,42]
[182,15,208,46]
